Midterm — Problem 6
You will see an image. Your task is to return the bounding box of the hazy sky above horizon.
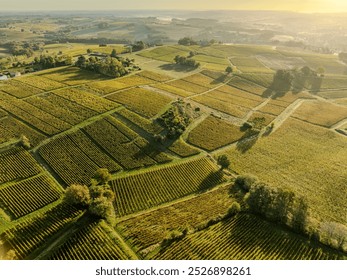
[0,0,347,13]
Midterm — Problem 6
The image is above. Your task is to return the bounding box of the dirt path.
[185,76,235,100]
[242,98,272,123]
[270,99,306,133]
[210,98,309,155]
[330,118,347,130]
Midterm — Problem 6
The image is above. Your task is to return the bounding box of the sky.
[0,0,347,13]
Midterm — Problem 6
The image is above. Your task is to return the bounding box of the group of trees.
[131,41,147,52]
[32,54,73,70]
[234,173,347,253]
[64,168,116,224]
[243,179,311,233]
[178,37,217,47]
[178,37,198,46]
[157,99,193,139]
[6,42,43,57]
[174,55,200,68]
[75,55,129,78]
[271,66,324,94]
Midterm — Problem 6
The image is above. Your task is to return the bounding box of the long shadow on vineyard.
[223,213,346,260]
[197,170,224,193]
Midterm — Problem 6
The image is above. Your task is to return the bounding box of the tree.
[110,49,117,58]
[64,184,90,207]
[132,41,146,52]
[87,48,93,54]
[89,196,116,224]
[225,66,233,74]
[234,174,258,192]
[89,197,114,218]
[217,154,230,170]
[92,168,112,185]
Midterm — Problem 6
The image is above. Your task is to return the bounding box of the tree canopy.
[217,155,230,170]
[64,184,91,207]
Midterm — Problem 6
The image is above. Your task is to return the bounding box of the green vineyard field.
[0,147,42,184]
[49,221,130,260]
[0,174,62,219]
[111,157,226,217]
[0,203,83,259]
[153,213,345,260]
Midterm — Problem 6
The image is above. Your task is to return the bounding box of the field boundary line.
[31,106,124,152]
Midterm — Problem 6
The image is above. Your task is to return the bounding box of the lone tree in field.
[225,66,233,74]
[217,154,231,170]
[92,168,112,185]
[64,184,91,207]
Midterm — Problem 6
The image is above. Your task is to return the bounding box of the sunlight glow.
[0,0,347,13]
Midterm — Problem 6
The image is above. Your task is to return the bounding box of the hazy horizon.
[0,0,347,13]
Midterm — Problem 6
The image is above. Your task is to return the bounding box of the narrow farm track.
[185,76,235,100]
[270,98,306,133]
[330,118,347,130]
[242,97,272,123]
[210,98,311,155]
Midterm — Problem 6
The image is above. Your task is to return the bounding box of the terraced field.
[292,100,347,127]
[0,116,46,147]
[0,147,42,184]
[0,175,61,219]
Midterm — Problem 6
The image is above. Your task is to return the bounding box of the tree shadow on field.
[210,74,229,85]
[197,170,225,193]
[159,63,196,72]
[262,88,273,98]
[134,141,161,160]
[236,130,260,153]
